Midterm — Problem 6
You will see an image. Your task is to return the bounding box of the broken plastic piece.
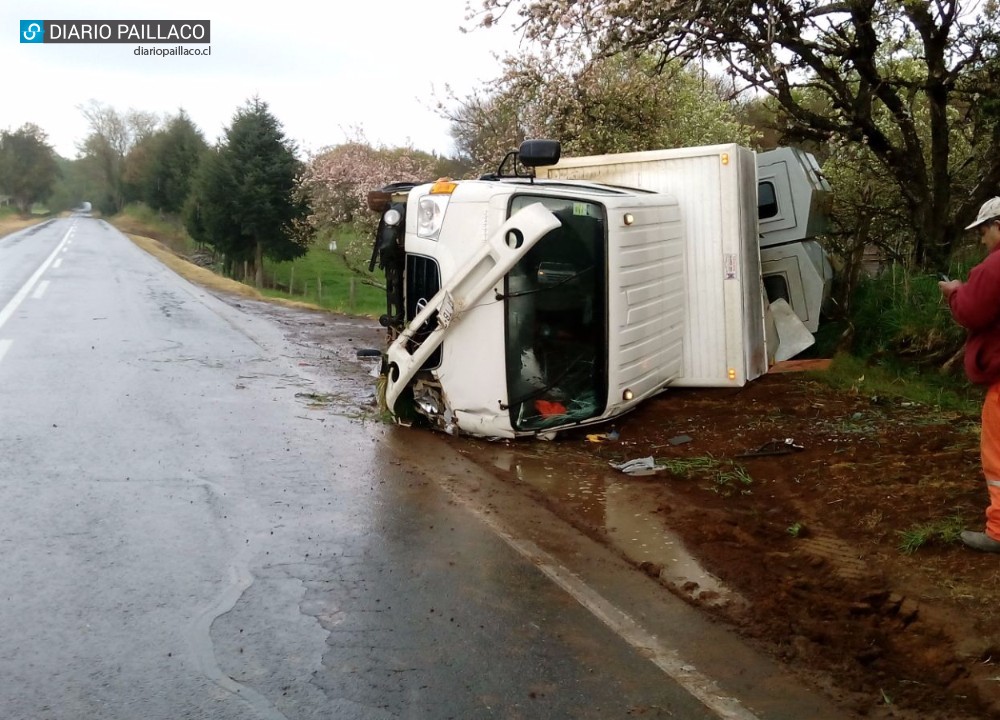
[586,429,620,443]
[609,457,664,476]
[736,438,805,458]
[668,434,692,446]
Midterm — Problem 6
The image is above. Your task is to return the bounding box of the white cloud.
[0,0,523,158]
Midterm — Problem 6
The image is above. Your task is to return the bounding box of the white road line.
[53,258,63,269]
[0,226,72,332]
[32,280,50,300]
[444,484,761,720]
[0,339,11,365]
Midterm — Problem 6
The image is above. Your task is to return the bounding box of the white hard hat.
[965,197,1000,230]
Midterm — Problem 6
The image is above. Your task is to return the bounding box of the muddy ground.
[527,375,999,720]
[207,290,1000,719]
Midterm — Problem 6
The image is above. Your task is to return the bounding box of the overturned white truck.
[366,140,831,439]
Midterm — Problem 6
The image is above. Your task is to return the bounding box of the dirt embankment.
[493,374,998,720]
[0,215,51,236]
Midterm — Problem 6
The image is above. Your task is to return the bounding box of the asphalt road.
[0,218,843,720]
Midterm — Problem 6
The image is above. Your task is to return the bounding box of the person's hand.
[939,279,962,298]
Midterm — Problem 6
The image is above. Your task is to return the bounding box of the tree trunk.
[916,195,953,270]
[255,241,263,289]
[838,204,873,318]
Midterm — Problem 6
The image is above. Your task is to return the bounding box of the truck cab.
[368,141,686,438]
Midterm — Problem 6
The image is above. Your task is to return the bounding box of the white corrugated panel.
[541,144,764,387]
[605,197,685,406]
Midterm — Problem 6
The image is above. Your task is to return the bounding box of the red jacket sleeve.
[949,249,1000,331]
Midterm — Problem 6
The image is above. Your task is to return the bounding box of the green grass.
[808,352,983,415]
[787,522,805,537]
[813,264,986,415]
[897,515,966,554]
[656,455,754,497]
[849,267,967,359]
[111,207,386,318]
[261,233,386,317]
[712,463,754,496]
[112,204,195,255]
[656,456,725,475]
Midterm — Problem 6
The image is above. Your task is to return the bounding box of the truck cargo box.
[539,144,767,387]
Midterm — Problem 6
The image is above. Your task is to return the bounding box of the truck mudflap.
[384,203,561,414]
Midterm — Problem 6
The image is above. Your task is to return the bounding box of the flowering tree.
[297,140,437,275]
[469,0,1000,268]
[441,49,755,173]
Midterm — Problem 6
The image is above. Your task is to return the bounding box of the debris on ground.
[586,429,620,443]
[735,437,805,457]
[609,457,664,476]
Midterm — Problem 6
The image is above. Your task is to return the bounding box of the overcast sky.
[1,0,524,159]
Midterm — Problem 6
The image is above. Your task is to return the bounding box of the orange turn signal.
[430,179,458,195]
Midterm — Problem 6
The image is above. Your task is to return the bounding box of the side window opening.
[504,197,608,431]
[763,273,790,304]
[758,180,778,220]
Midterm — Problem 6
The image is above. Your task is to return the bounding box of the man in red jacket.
[940,197,1000,552]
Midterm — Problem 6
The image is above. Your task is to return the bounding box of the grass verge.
[112,207,384,318]
[261,242,385,317]
[0,208,50,237]
[111,204,194,255]
[808,352,982,415]
[126,234,265,300]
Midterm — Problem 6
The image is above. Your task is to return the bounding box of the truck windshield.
[504,196,608,431]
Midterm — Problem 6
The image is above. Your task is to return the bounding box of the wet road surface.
[0,219,840,719]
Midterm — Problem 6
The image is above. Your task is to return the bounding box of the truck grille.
[405,255,442,369]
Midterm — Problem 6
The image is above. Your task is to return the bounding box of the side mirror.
[518,140,561,168]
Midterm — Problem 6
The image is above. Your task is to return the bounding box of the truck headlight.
[417,195,449,239]
[383,208,402,227]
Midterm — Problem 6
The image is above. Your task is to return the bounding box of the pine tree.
[185,97,308,285]
[134,110,207,214]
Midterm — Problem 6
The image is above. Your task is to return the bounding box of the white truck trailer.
[366,140,830,438]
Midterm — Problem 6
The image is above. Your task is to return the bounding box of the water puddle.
[487,449,740,608]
